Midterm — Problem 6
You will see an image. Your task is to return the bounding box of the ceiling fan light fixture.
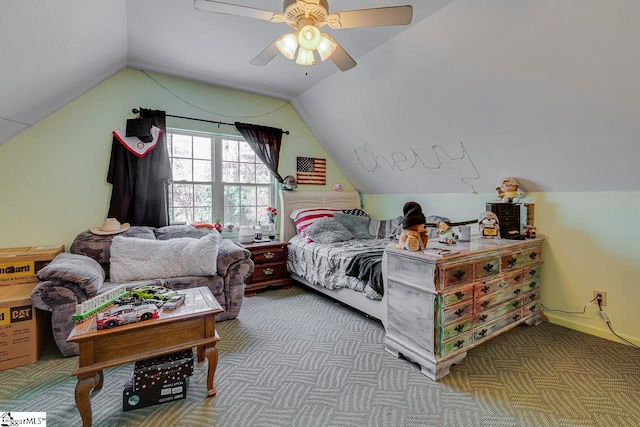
[316,33,337,61]
[276,33,298,60]
[298,24,322,51]
[295,48,316,66]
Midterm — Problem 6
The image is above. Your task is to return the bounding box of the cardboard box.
[133,349,194,391]
[123,376,188,411]
[0,286,47,370]
[0,245,64,286]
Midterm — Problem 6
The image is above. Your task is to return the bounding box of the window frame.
[166,128,275,228]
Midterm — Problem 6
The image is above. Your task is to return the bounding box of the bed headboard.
[279,190,361,242]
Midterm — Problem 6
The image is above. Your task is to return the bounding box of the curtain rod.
[131,108,289,135]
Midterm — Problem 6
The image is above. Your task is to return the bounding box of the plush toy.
[478,211,501,239]
[437,222,457,244]
[496,177,524,203]
[395,201,429,252]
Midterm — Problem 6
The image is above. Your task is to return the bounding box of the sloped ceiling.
[2,0,639,194]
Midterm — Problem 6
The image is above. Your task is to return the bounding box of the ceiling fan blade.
[194,0,284,23]
[250,41,280,66]
[329,42,357,71]
[328,5,413,29]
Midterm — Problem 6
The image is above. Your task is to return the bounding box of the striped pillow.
[290,207,342,241]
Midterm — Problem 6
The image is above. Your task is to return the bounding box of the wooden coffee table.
[67,286,224,427]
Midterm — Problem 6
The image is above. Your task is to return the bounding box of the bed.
[279,190,395,328]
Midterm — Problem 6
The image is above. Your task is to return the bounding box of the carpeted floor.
[1,285,639,427]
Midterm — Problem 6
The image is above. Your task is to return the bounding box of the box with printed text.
[0,285,48,371]
[0,245,64,286]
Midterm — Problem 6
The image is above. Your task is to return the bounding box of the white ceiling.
[0,0,452,146]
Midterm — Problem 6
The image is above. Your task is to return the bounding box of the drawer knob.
[529,269,537,276]
[478,329,487,338]
[508,257,518,267]
[481,300,490,309]
[454,324,465,333]
[455,291,465,300]
[514,275,521,282]
[512,314,521,321]
[263,268,275,276]
[453,270,466,280]
[481,285,490,294]
[264,252,275,259]
[529,252,538,260]
[529,305,538,312]
[483,263,494,273]
[512,300,521,308]
[529,281,537,288]
[529,293,537,300]
[454,307,465,317]
[514,288,521,295]
[454,340,465,349]
[478,314,488,322]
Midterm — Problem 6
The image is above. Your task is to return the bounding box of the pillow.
[303,217,353,244]
[110,233,220,282]
[341,208,369,217]
[333,212,371,239]
[369,216,403,239]
[36,253,105,297]
[290,207,342,237]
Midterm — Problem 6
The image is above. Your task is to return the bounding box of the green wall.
[0,68,351,248]
[363,192,640,347]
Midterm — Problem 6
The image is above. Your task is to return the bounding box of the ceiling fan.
[194,0,413,71]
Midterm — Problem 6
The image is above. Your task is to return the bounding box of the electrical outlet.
[594,290,607,306]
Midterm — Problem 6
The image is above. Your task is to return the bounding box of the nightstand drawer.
[252,262,286,282]
[252,247,285,264]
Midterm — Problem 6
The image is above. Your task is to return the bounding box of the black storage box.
[123,376,188,411]
[133,349,194,391]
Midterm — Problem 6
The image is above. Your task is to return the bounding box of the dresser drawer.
[521,289,540,306]
[439,316,474,342]
[474,310,521,341]
[523,300,541,316]
[523,246,541,265]
[474,256,500,279]
[251,262,287,282]
[440,331,473,357]
[441,301,474,324]
[475,286,522,312]
[441,285,474,307]
[523,276,541,293]
[440,263,474,288]
[475,299,523,324]
[524,263,542,279]
[501,251,524,271]
[251,247,285,264]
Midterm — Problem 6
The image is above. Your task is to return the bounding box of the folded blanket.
[36,253,105,297]
[345,250,385,296]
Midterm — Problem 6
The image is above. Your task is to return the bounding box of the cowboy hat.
[90,218,130,235]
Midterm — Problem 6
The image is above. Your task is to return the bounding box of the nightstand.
[238,240,291,295]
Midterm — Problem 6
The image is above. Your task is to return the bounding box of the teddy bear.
[437,222,457,244]
[395,201,429,252]
[478,211,501,239]
[496,177,524,203]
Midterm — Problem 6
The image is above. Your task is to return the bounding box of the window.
[166,129,273,228]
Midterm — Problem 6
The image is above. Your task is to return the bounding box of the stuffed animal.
[478,211,501,239]
[496,177,524,203]
[395,201,428,252]
[437,222,457,244]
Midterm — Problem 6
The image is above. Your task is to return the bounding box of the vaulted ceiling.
[3,0,639,193]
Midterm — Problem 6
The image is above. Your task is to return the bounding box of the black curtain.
[235,122,285,183]
[107,109,172,227]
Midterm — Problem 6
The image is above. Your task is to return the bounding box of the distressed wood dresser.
[384,237,543,380]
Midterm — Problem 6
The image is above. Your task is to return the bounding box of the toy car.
[130,285,177,302]
[96,303,160,329]
[162,293,186,311]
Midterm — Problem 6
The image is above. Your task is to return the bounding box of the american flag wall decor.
[297,157,326,185]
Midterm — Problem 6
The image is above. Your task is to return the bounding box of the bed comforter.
[287,235,390,300]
